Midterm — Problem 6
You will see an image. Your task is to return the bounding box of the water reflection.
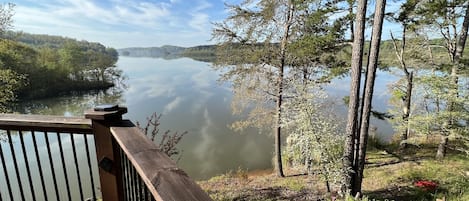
[13,87,126,116]
[326,69,398,141]
[8,57,398,181]
[118,57,274,179]
[0,131,99,201]
[9,57,275,180]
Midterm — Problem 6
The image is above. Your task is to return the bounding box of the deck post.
[85,105,127,201]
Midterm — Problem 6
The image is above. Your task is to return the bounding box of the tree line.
[212,0,469,198]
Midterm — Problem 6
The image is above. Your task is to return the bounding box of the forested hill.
[119,39,469,67]
[4,31,110,50]
[118,45,216,62]
[0,31,120,100]
[118,46,185,58]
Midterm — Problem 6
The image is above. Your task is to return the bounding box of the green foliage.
[278,178,305,192]
[0,69,23,112]
[213,0,349,132]
[409,74,469,138]
[0,33,120,100]
[378,37,469,70]
[181,45,216,62]
[394,157,469,200]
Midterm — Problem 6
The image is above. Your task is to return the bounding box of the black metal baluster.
[19,130,37,201]
[0,136,14,200]
[143,181,149,201]
[70,133,84,201]
[138,176,144,200]
[45,132,60,200]
[32,131,48,201]
[84,134,97,199]
[125,155,134,201]
[56,133,72,201]
[119,148,128,200]
[131,165,138,200]
[7,130,26,201]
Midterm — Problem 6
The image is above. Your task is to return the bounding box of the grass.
[199,137,469,201]
[363,152,469,201]
[199,168,325,201]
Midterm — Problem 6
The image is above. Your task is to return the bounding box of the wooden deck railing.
[0,114,96,201]
[0,106,212,201]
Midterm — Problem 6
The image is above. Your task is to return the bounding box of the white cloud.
[193,108,217,172]
[12,0,220,48]
[14,6,85,30]
[189,13,210,32]
[47,0,171,27]
[188,0,212,32]
[163,96,184,114]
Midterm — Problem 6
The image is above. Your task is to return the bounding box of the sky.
[12,0,232,48]
[11,0,403,49]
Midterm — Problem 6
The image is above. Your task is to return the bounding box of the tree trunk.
[390,23,413,150]
[274,1,295,178]
[400,71,413,149]
[354,0,386,194]
[348,0,355,42]
[275,64,285,177]
[343,0,367,195]
[436,135,449,159]
[441,0,469,158]
[454,3,469,64]
[448,2,469,117]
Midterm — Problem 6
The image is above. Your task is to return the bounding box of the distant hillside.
[117,45,217,62]
[181,45,217,62]
[4,31,111,51]
[117,46,186,58]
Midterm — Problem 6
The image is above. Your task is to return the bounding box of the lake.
[9,56,397,181]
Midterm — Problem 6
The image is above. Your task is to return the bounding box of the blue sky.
[12,0,233,48]
[11,0,403,49]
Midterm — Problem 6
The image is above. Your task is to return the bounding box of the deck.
[0,106,212,201]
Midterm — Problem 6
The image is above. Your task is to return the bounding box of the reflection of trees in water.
[0,130,6,143]
[11,85,126,116]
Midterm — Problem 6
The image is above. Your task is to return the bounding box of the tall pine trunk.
[343,0,367,194]
[274,1,295,177]
[275,64,285,177]
[348,0,355,42]
[439,2,469,159]
[354,0,386,193]
[454,2,469,63]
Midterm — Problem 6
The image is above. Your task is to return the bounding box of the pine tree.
[213,0,347,177]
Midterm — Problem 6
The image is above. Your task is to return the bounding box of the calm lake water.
[4,56,397,185]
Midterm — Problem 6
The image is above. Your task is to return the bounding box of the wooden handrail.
[111,120,213,201]
[0,108,213,201]
[85,106,213,201]
[0,114,92,133]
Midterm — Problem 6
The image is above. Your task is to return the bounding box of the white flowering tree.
[282,81,347,194]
